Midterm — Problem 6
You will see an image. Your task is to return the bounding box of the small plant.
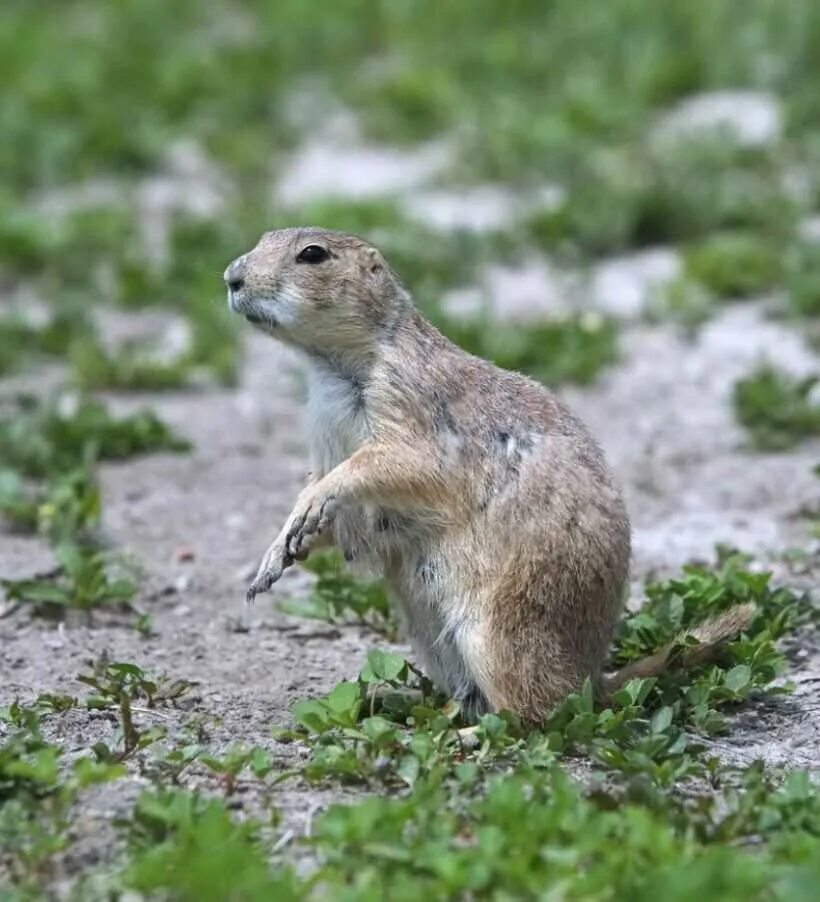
[785,240,820,319]
[646,276,715,333]
[0,395,189,620]
[199,745,275,795]
[120,789,299,899]
[70,337,191,392]
[0,394,190,478]
[280,550,394,633]
[733,365,820,450]
[78,660,195,760]
[436,312,618,386]
[2,544,138,619]
[684,231,782,299]
[0,699,124,888]
[0,309,91,376]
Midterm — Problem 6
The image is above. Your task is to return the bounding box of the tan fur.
[223,228,747,725]
[604,602,756,694]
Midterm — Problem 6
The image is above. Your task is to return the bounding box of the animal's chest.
[304,366,420,561]
[305,369,368,476]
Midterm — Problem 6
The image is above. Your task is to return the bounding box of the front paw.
[245,493,338,603]
[246,539,292,603]
[284,493,337,559]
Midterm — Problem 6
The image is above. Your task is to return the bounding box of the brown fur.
[604,602,757,695]
[223,228,749,725]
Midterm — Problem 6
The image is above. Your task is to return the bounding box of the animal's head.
[224,227,408,354]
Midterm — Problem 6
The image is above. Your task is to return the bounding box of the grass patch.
[645,276,716,333]
[1,552,817,897]
[0,309,91,378]
[527,142,799,260]
[279,550,394,636]
[684,231,784,299]
[438,312,618,386]
[0,394,189,479]
[0,394,189,620]
[785,240,820,319]
[734,365,820,450]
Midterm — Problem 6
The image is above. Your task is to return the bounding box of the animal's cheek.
[263,285,303,327]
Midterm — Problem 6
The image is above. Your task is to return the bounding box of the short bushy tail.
[604,602,756,696]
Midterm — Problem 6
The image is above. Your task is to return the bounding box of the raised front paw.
[284,493,337,560]
[246,536,291,603]
[246,492,338,603]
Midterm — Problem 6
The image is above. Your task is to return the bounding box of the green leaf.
[291,700,331,735]
[650,706,674,734]
[396,754,420,787]
[724,665,752,693]
[360,649,408,684]
[326,681,362,714]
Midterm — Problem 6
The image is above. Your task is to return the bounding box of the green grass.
[0,394,189,479]
[2,552,817,898]
[0,395,189,619]
[279,550,394,635]
[684,231,784,299]
[734,365,820,450]
[438,311,619,386]
[527,142,800,260]
[4,1,820,189]
[785,240,820,319]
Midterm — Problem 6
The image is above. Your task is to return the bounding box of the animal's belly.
[332,504,420,564]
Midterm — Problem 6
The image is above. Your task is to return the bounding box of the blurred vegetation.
[1,0,819,390]
[3,1,820,187]
[734,365,820,450]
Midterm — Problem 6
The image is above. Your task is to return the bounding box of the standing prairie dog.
[224,228,749,724]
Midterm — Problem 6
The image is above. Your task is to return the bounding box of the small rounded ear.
[363,246,384,276]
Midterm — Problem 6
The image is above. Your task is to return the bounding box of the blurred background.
[1,0,819,574]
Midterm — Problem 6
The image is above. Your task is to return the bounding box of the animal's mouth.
[245,312,276,327]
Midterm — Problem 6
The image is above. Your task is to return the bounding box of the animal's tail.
[603,602,756,696]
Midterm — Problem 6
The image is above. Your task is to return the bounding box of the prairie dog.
[223,228,745,724]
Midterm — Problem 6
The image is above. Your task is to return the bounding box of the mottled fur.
[224,228,747,724]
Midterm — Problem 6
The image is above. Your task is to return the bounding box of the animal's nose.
[224,259,245,293]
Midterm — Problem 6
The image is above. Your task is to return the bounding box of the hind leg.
[453,679,490,723]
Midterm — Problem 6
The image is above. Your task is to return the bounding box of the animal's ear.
[362,246,385,276]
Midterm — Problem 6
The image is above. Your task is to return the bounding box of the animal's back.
[318,325,631,721]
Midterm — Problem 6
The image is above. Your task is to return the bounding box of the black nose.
[228,276,244,292]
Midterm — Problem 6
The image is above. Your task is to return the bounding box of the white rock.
[441,258,576,321]
[655,90,783,148]
[403,183,563,233]
[275,137,451,206]
[591,248,681,318]
[798,216,820,244]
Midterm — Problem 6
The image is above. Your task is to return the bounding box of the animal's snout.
[224,257,246,293]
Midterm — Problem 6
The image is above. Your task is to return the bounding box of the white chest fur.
[305,362,369,477]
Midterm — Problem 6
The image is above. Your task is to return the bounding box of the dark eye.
[296,244,330,264]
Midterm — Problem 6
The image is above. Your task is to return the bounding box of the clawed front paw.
[246,539,291,603]
[245,493,338,603]
[285,494,337,560]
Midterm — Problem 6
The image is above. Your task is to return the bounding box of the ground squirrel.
[224,228,753,724]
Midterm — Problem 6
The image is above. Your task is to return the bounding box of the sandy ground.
[2,114,819,884]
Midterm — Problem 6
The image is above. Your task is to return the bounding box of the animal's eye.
[296,244,330,264]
